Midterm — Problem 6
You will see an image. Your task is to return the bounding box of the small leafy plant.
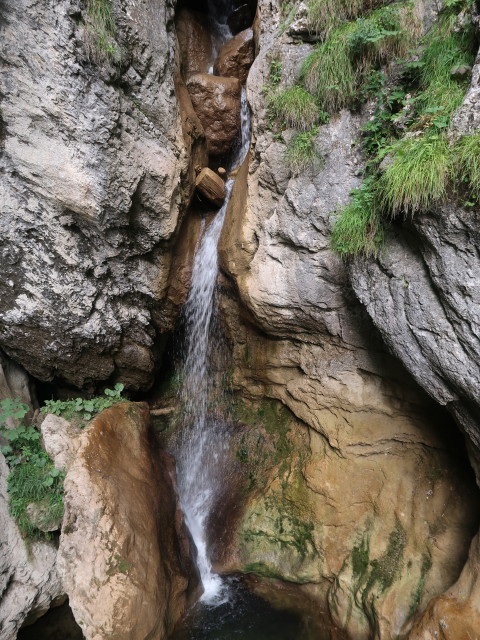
[0,399,64,539]
[42,383,125,426]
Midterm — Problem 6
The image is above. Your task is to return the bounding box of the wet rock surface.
[216,0,480,637]
[176,9,213,77]
[214,28,255,84]
[408,532,480,638]
[187,74,242,156]
[58,403,198,640]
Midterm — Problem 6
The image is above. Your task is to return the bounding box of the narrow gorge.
[1,0,480,639]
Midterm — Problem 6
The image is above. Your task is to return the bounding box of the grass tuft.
[331,178,383,257]
[306,0,383,36]
[286,127,321,174]
[377,134,451,215]
[84,0,121,64]
[454,132,480,199]
[268,86,320,131]
[415,14,475,121]
[301,3,420,113]
[301,23,357,112]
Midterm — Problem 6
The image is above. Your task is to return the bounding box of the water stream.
[174,8,252,605]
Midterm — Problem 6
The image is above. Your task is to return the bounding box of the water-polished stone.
[214,28,254,84]
[187,74,241,156]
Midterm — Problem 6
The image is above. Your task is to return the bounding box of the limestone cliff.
[0,0,192,391]
[1,0,480,639]
[216,0,480,636]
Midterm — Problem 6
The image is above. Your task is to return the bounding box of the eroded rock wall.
[0,0,192,391]
[215,0,480,637]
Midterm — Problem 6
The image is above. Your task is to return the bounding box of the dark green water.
[170,579,308,640]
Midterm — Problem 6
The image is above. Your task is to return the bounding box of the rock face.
[187,74,242,156]
[0,0,192,391]
[408,538,480,639]
[347,48,480,484]
[0,454,64,640]
[214,28,255,84]
[213,0,480,637]
[40,414,83,472]
[58,402,198,640]
[176,8,213,77]
[349,208,480,478]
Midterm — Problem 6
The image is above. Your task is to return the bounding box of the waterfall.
[175,89,251,605]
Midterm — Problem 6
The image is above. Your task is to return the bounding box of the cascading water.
[175,79,251,604]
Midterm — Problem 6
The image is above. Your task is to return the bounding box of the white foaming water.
[175,89,251,606]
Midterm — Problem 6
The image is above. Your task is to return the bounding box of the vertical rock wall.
[0,0,192,391]
[216,0,480,637]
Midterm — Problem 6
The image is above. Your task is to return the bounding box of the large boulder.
[0,0,192,391]
[195,168,226,207]
[57,402,198,640]
[186,74,242,156]
[214,28,255,84]
[176,8,213,78]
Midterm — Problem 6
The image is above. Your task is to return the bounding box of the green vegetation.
[351,535,371,586]
[331,178,382,256]
[328,0,478,256]
[366,520,406,593]
[416,10,475,119]
[268,86,319,130]
[106,553,132,576]
[454,131,480,199]
[1,385,127,539]
[243,511,318,560]
[409,552,432,617]
[301,3,418,113]
[0,399,64,540]
[84,0,120,63]
[306,0,383,35]
[286,127,322,174]
[348,520,407,603]
[301,23,357,112]
[378,134,451,215]
[42,383,125,426]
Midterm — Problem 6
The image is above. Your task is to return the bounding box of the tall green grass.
[331,179,383,256]
[268,86,320,130]
[301,3,420,113]
[286,127,321,174]
[377,135,451,215]
[415,12,475,120]
[454,132,480,198]
[306,0,383,35]
[301,23,357,112]
[85,0,120,64]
